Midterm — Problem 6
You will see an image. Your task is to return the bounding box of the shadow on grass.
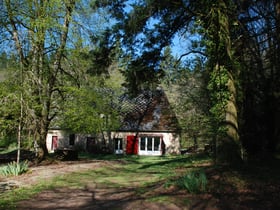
[78,153,142,164]
[15,178,188,210]
[206,157,280,210]
[6,152,280,209]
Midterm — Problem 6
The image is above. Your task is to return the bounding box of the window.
[69,134,75,146]
[114,138,123,150]
[139,136,162,155]
[114,138,123,154]
[140,138,146,150]
[147,137,153,151]
[154,137,160,151]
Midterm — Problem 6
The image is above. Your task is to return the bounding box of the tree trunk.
[205,0,242,164]
[214,70,242,164]
[39,137,49,159]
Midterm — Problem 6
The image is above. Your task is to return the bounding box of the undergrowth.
[0,161,29,176]
[177,170,208,193]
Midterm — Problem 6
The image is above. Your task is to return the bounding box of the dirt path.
[17,186,185,210]
[5,160,109,187]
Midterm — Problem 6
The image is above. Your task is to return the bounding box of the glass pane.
[114,138,123,150]
[147,137,153,151]
[140,137,146,150]
[119,139,123,150]
[114,139,118,150]
[154,137,160,151]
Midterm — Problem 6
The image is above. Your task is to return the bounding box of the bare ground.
[5,160,109,187]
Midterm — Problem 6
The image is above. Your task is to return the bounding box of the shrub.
[0,161,29,176]
[177,170,208,193]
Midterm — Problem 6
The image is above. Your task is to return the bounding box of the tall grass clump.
[177,170,208,193]
[0,161,29,176]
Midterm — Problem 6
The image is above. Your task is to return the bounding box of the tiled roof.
[118,88,179,132]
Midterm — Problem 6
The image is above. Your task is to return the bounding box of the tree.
[0,53,25,163]
[1,0,79,159]
[198,0,242,163]
[159,47,210,149]
[1,0,125,159]
[0,79,21,146]
[176,60,211,150]
[60,83,121,136]
[235,0,280,157]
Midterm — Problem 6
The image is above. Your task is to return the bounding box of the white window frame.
[138,136,162,156]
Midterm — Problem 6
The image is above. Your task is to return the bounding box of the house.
[46,88,181,156]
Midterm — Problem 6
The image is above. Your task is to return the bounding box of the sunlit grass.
[147,195,171,203]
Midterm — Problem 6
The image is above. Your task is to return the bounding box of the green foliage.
[0,80,21,132]
[60,85,120,134]
[207,65,230,130]
[0,136,16,149]
[0,161,29,176]
[177,170,208,194]
[160,52,212,149]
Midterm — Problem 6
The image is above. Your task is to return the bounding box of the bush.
[0,161,29,176]
[177,170,208,193]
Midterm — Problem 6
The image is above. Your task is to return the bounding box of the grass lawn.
[1,153,280,209]
[0,154,211,209]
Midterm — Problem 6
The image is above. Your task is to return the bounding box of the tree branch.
[176,50,207,64]
[53,0,75,72]
[4,0,28,67]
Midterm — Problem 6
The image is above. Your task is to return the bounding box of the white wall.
[46,129,67,153]
[46,130,180,155]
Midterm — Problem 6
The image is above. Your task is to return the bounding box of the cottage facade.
[46,88,181,155]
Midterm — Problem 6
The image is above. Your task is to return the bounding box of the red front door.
[126,135,138,155]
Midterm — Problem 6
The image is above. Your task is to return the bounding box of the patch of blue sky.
[171,31,204,59]
[70,3,116,50]
[145,13,205,64]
